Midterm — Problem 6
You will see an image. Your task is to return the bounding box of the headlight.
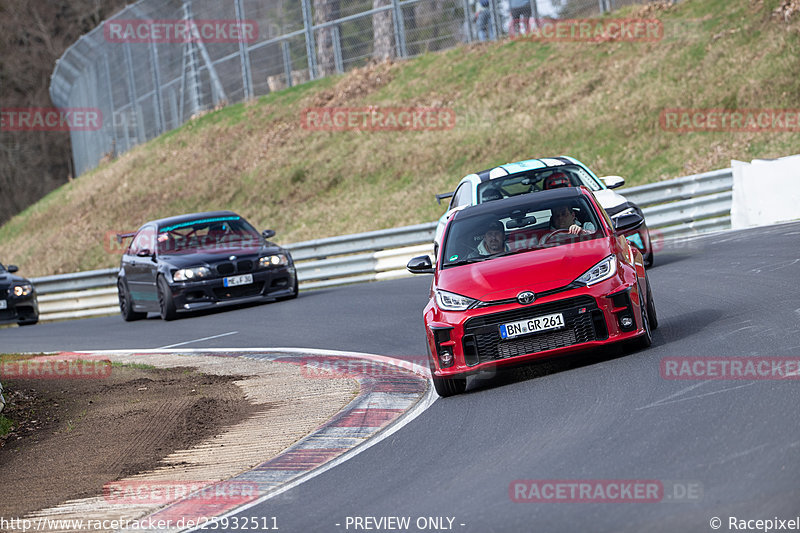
[259,254,288,268]
[13,284,33,297]
[435,290,478,311]
[173,267,211,282]
[575,255,617,286]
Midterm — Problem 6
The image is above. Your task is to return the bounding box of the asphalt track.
[2,222,800,532]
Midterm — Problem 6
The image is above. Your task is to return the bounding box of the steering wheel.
[541,229,572,244]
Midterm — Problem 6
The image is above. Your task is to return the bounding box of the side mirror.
[136,249,154,258]
[7,265,19,273]
[613,213,644,233]
[262,229,276,240]
[600,175,626,189]
[407,255,434,274]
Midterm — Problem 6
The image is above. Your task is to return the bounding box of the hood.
[593,189,627,211]
[0,272,28,288]
[158,244,277,268]
[437,240,612,301]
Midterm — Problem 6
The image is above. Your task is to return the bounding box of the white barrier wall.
[731,154,800,229]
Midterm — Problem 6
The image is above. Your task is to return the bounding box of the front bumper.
[425,277,644,377]
[167,266,297,312]
[0,289,39,324]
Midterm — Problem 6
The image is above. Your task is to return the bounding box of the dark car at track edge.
[116,211,298,321]
[0,262,39,326]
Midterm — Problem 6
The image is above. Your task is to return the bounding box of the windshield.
[476,164,603,204]
[441,195,604,268]
[156,216,262,255]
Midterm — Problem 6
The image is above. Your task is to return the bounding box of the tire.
[631,280,652,351]
[118,279,146,322]
[157,276,177,321]
[643,250,654,268]
[646,275,658,330]
[432,374,467,397]
[17,317,39,326]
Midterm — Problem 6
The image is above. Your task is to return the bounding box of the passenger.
[549,205,596,235]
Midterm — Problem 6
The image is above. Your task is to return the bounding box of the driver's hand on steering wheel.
[568,224,584,235]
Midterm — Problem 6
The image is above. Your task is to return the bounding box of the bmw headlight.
[575,256,617,286]
[259,254,288,268]
[13,284,33,297]
[435,290,478,311]
[173,267,211,282]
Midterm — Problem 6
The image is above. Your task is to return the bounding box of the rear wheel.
[118,279,146,321]
[157,276,177,321]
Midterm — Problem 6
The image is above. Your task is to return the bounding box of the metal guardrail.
[30,167,732,322]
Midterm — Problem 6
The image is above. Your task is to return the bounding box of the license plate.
[499,312,565,339]
[223,274,253,287]
[0,300,6,310]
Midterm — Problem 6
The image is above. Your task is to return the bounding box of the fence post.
[488,0,500,40]
[391,0,408,58]
[332,25,344,73]
[282,41,294,88]
[123,43,145,144]
[301,0,318,80]
[102,53,118,158]
[462,0,474,43]
[235,0,254,100]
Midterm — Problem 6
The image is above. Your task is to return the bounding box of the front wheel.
[630,280,653,351]
[431,374,467,397]
[157,276,177,321]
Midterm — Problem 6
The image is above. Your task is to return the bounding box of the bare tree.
[313,0,341,76]
[372,0,395,61]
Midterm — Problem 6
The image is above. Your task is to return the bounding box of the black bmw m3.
[117,211,298,321]
[0,262,39,326]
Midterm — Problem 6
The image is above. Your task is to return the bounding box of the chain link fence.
[50,0,658,176]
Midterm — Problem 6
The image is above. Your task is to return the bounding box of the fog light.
[620,315,634,328]
[439,349,454,368]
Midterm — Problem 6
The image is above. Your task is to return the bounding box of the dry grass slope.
[1,0,798,276]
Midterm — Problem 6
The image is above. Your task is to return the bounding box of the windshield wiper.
[445,256,491,267]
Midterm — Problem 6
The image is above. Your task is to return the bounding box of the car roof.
[453,187,587,222]
[146,210,243,230]
[472,156,580,183]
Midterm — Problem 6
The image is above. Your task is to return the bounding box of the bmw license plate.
[0,300,6,310]
[223,274,253,287]
[499,313,565,339]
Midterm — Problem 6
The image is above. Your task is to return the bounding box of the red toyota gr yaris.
[408,187,658,397]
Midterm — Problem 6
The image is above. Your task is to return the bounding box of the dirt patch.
[0,365,257,519]
[773,0,800,21]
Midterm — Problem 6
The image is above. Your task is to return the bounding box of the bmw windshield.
[476,164,602,203]
[442,195,604,268]
[156,216,262,255]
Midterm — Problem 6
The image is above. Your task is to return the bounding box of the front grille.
[237,260,253,273]
[462,296,606,366]
[0,288,8,299]
[217,263,235,275]
[212,282,264,300]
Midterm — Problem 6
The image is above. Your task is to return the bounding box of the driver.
[475,220,509,255]
[550,205,596,235]
[543,172,571,190]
